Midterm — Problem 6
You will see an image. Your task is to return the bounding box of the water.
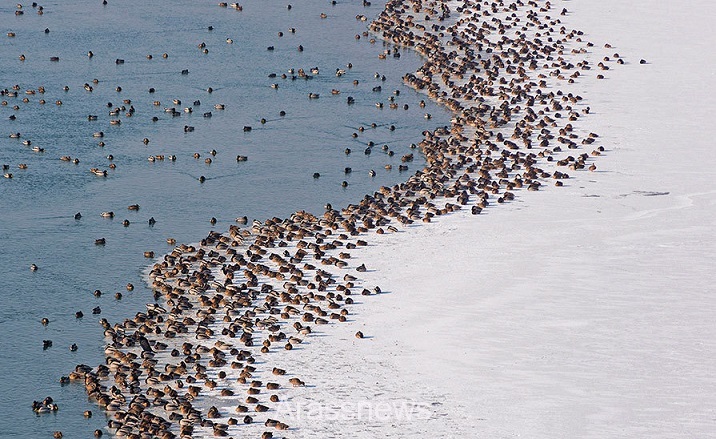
[0,1,450,437]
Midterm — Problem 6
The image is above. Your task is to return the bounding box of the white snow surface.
[276,1,716,438]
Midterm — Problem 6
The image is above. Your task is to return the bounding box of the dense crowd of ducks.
[11,0,625,437]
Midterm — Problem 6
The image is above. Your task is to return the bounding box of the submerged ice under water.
[0,1,450,437]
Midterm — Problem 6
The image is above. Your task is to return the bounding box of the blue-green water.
[0,1,449,437]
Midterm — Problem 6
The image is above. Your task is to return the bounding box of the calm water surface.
[0,1,450,437]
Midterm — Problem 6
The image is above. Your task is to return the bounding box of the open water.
[0,0,450,437]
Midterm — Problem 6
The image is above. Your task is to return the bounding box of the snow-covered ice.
[281,1,716,437]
